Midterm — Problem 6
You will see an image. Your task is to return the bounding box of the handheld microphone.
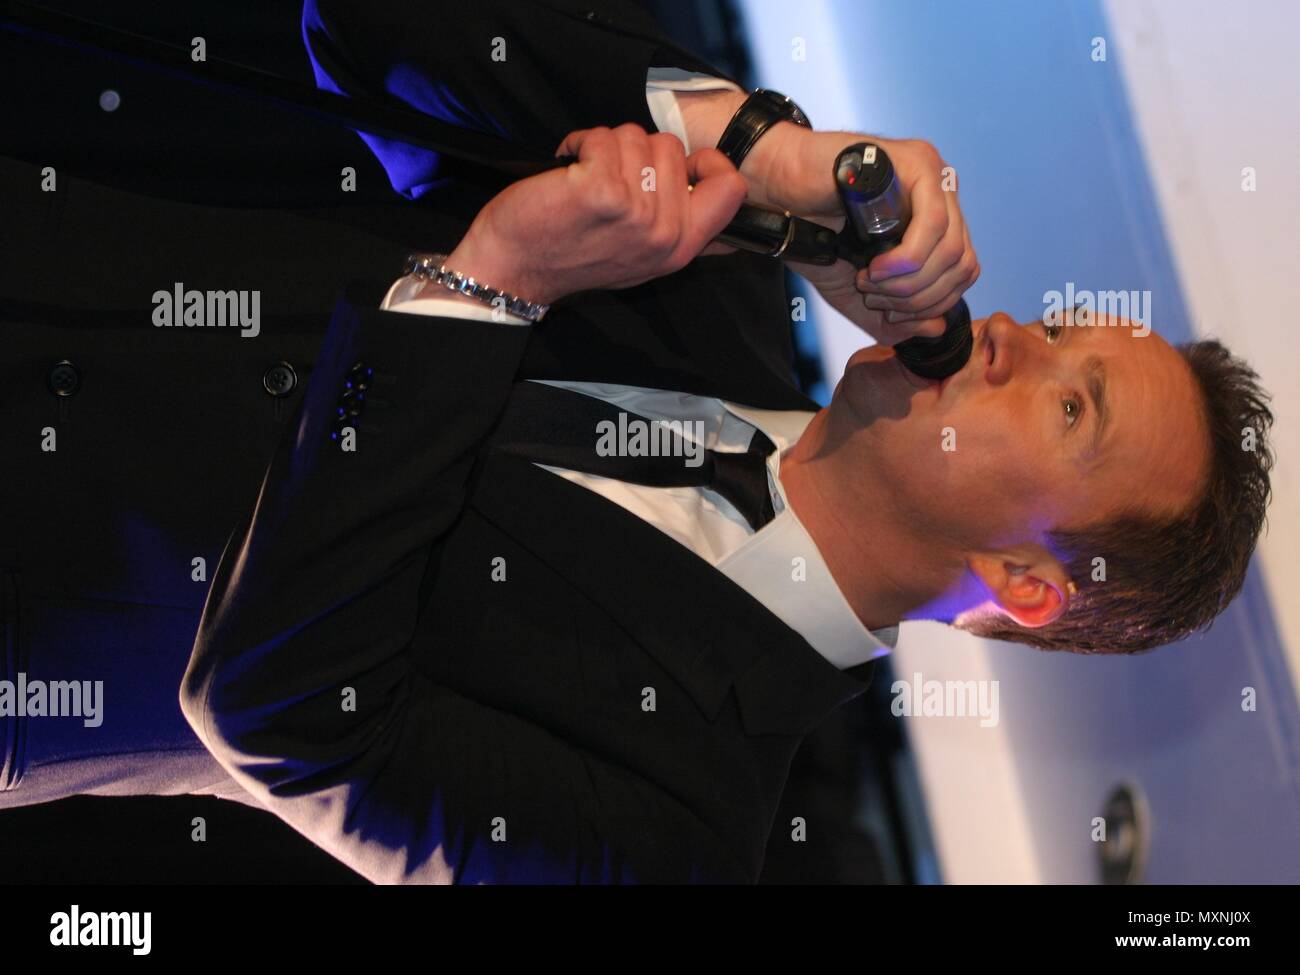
[833,143,972,381]
[2,6,973,382]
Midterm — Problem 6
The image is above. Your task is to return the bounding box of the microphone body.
[833,143,972,380]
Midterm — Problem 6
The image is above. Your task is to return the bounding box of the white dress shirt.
[374,70,898,670]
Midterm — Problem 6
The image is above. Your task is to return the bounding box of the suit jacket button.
[262,361,298,397]
[47,360,80,397]
[346,362,373,392]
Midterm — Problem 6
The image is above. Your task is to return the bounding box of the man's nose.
[981,311,1026,386]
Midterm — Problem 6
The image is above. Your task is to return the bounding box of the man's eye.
[1044,319,1082,428]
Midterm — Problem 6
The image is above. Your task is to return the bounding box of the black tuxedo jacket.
[182,275,878,885]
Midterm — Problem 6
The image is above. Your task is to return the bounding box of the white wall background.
[1102,0,1300,703]
[735,0,1300,883]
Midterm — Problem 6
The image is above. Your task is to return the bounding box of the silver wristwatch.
[401,252,550,323]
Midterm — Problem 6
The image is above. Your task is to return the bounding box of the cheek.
[945,424,1056,514]
[948,392,1053,476]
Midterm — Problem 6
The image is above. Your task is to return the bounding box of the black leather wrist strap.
[715,88,812,170]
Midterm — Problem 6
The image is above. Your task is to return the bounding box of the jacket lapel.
[468,449,874,736]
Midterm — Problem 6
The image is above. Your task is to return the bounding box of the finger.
[554,127,628,218]
[864,189,966,297]
[887,285,967,325]
[885,264,979,325]
[885,224,977,320]
[861,223,975,312]
[684,145,741,183]
[555,127,598,159]
[606,124,679,231]
[867,164,948,282]
[607,121,659,174]
[862,255,968,315]
[678,148,747,258]
[869,309,948,343]
[648,131,689,217]
[557,122,641,159]
[556,126,624,180]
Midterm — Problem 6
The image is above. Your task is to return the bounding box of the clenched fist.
[769,130,980,346]
[444,123,749,308]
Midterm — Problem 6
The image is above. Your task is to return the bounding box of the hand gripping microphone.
[833,143,973,380]
[713,141,974,380]
[0,4,972,381]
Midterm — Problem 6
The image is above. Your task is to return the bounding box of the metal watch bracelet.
[402,252,550,323]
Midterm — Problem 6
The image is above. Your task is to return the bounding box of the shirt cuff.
[380,276,532,325]
[646,67,746,155]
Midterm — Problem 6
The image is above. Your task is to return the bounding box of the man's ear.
[967,547,1073,629]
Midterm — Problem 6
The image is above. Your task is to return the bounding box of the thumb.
[682,147,748,255]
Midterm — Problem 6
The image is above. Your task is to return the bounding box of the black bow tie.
[489,381,778,532]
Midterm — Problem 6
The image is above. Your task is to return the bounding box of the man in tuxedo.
[176,0,1274,883]
[0,0,964,827]
[0,0,765,813]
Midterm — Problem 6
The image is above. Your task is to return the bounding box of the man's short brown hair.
[964,339,1274,654]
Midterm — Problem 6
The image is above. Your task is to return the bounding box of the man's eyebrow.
[1084,355,1109,459]
[1054,322,1110,461]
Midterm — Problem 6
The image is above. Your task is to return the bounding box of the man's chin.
[835,344,933,424]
